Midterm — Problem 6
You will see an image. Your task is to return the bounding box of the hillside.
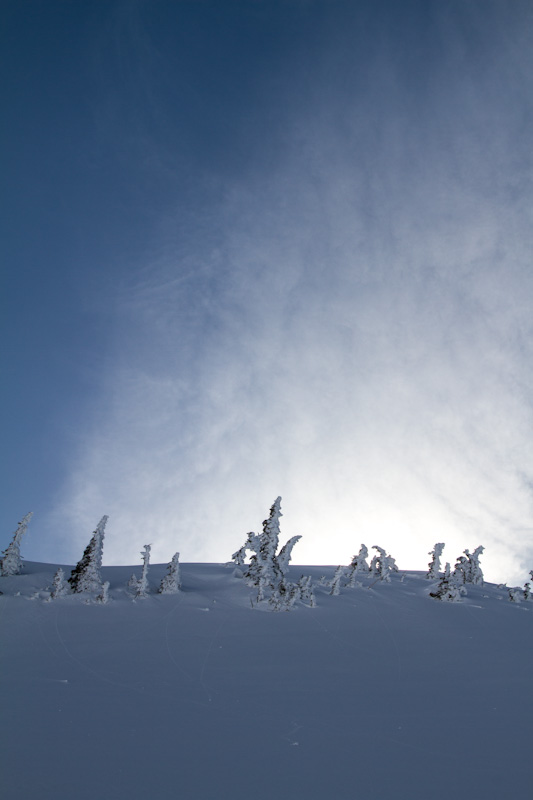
[1,561,532,800]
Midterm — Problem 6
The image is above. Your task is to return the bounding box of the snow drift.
[1,559,531,800]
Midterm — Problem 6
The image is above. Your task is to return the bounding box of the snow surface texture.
[1,562,532,800]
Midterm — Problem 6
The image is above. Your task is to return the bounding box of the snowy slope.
[1,562,532,800]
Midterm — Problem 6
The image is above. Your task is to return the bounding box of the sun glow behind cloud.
[34,1,533,585]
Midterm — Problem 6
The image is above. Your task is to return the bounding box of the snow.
[1,561,532,800]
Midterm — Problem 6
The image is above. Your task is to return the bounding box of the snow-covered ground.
[1,561,531,800]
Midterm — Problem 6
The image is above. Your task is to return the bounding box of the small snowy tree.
[329,565,346,596]
[95,581,110,604]
[1,512,33,576]
[430,562,461,602]
[49,567,69,599]
[509,571,533,603]
[297,575,316,607]
[129,544,151,598]
[427,543,445,580]
[452,555,468,585]
[508,587,523,603]
[346,545,369,586]
[159,552,181,594]
[369,546,398,582]
[464,546,484,585]
[69,516,108,593]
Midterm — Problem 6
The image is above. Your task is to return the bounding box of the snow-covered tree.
[508,571,533,603]
[1,512,33,576]
[329,565,346,596]
[508,587,523,603]
[269,580,299,611]
[430,562,461,602]
[238,497,307,609]
[464,546,484,585]
[346,545,369,586]
[95,581,110,605]
[244,497,283,589]
[452,546,484,586]
[49,567,69,600]
[452,555,468,585]
[159,552,181,594]
[129,544,151,598]
[297,575,316,607]
[69,516,108,593]
[426,543,445,580]
[369,546,398,582]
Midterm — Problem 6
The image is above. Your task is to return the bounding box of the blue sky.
[2,0,533,583]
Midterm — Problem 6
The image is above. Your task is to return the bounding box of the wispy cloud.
[38,1,533,585]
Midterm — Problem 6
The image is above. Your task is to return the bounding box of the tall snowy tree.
[464,546,484,585]
[129,544,151,598]
[239,497,307,608]
[69,516,108,593]
[426,543,445,579]
[159,552,181,594]
[346,544,369,586]
[243,497,283,589]
[1,512,33,576]
[68,516,109,593]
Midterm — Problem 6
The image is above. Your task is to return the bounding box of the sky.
[2,0,533,584]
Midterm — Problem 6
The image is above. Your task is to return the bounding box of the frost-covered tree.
[430,562,461,602]
[426,543,445,580]
[369,546,398,582]
[69,516,108,593]
[269,580,299,611]
[346,545,369,586]
[129,544,151,598]
[329,565,346,596]
[95,581,110,604]
[509,571,533,603]
[508,587,523,603]
[297,575,316,607]
[464,546,484,585]
[159,552,181,594]
[238,497,307,608]
[452,546,484,586]
[1,512,33,576]
[244,497,283,589]
[50,567,69,599]
[452,555,468,585]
